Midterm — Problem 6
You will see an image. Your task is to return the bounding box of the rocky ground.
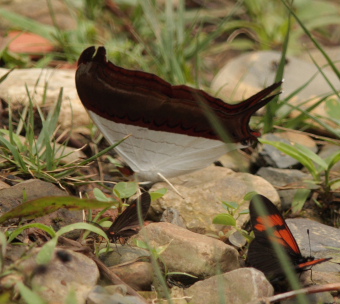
[0,48,339,303]
[0,1,339,304]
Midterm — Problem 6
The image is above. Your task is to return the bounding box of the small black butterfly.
[106,192,151,242]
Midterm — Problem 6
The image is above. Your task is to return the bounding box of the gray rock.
[160,207,186,228]
[18,248,99,304]
[109,262,153,291]
[184,268,273,304]
[100,245,150,267]
[99,245,153,291]
[299,46,340,72]
[256,167,310,209]
[150,166,279,234]
[286,218,340,267]
[286,218,340,287]
[228,230,247,248]
[133,222,240,278]
[211,50,339,134]
[0,179,83,237]
[256,132,317,169]
[87,285,147,304]
[0,179,66,212]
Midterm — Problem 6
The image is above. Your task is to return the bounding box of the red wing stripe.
[277,227,300,254]
[298,258,332,269]
[254,214,285,231]
[252,196,301,255]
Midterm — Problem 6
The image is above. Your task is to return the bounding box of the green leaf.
[213,214,236,226]
[259,138,320,180]
[36,237,58,265]
[135,239,148,250]
[16,282,46,304]
[325,151,340,171]
[56,222,109,242]
[0,9,56,41]
[0,68,14,84]
[330,178,340,190]
[0,196,116,224]
[7,223,56,243]
[325,98,340,121]
[292,188,311,213]
[243,191,258,201]
[93,188,114,202]
[239,209,250,215]
[222,201,239,210]
[113,182,138,198]
[150,188,168,201]
[293,143,327,170]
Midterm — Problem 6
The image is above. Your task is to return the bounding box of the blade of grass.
[263,7,289,133]
[281,0,340,80]
[0,196,117,224]
[307,52,340,99]
[0,9,57,42]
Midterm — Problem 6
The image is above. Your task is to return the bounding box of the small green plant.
[260,137,340,212]
[212,192,258,243]
[92,183,167,230]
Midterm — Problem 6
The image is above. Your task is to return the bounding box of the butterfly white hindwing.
[90,111,240,181]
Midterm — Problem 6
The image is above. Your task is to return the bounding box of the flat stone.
[109,261,153,291]
[256,167,310,209]
[133,222,240,278]
[150,166,279,234]
[184,268,273,304]
[286,218,340,269]
[0,179,83,235]
[17,248,99,304]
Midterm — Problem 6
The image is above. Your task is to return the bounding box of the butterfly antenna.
[307,229,312,258]
[157,173,185,199]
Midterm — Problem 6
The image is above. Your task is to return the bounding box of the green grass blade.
[281,0,340,79]
[0,68,14,84]
[293,143,327,170]
[259,138,319,180]
[308,53,340,99]
[8,223,56,243]
[0,136,28,171]
[56,222,109,241]
[16,282,47,304]
[0,196,117,224]
[36,237,58,265]
[0,9,56,42]
[292,188,311,213]
[263,9,290,133]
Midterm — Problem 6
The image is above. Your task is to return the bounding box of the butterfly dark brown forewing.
[106,192,151,242]
[75,46,283,182]
[246,194,331,283]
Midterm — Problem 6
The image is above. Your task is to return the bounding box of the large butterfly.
[75,46,282,182]
[246,194,331,282]
[106,192,151,242]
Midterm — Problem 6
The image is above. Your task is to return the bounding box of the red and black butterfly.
[106,192,151,242]
[246,194,331,282]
